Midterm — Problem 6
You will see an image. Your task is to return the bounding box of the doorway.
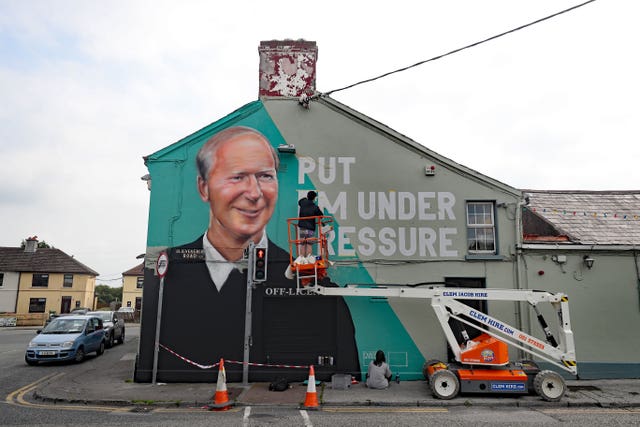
[444,277,487,362]
[60,296,72,314]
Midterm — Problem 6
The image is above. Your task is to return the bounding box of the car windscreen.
[42,318,86,334]
[88,312,112,322]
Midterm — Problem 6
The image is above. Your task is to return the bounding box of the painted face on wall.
[197,133,278,259]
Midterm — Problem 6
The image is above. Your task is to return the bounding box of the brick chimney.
[259,40,317,98]
[25,236,38,253]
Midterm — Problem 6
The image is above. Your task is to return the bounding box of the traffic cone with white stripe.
[302,365,320,409]
[208,358,234,411]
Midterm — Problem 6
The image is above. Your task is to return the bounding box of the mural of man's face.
[197,133,278,256]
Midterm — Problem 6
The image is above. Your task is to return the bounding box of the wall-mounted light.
[140,173,151,191]
[583,255,595,269]
[277,144,296,153]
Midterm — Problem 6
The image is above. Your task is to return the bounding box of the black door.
[444,277,487,362]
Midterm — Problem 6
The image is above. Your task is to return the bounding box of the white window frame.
[466,202,496,254]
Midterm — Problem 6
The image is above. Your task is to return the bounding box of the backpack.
[268,376,289,392]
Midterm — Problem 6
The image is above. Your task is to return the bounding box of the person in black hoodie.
[297,191,323,257]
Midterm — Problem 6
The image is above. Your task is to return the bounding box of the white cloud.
[1,0,638,282]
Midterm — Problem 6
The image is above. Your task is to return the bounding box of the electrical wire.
[319,0,598,98]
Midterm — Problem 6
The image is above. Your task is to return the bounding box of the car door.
[85,318,102,352]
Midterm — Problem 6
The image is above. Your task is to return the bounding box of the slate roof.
[122,263,143,276]
[0,247,99,276]
[523,190,640,245]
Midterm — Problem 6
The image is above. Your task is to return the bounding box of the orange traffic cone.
[302,365,320,409]
[208,358,234,411]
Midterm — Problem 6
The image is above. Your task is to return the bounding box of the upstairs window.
[136,277,144,289]
[63,274,73,288]
[466,202,496,254]
[32,273,49,287]
[0,272,4,287]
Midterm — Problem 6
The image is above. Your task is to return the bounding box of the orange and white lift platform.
[287,215,578,401]
[286,215,333,288]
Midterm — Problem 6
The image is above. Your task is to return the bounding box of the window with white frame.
[466,202,496,254]
[136,277,144,289]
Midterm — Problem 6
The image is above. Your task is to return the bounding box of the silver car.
[87,311,125,348]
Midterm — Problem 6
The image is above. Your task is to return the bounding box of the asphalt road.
[1,326,638,426]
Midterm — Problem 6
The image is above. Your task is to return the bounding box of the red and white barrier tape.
[159,343,309,370]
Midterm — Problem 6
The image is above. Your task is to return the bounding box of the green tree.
[95,285,123,306]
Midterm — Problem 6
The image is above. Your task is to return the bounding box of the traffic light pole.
[242,241,256,385]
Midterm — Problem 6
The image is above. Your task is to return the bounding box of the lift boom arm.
[306,284,577,375]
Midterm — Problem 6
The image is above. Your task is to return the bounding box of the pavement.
[27,347,640,410]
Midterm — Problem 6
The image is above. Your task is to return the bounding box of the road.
[1,326,638,426]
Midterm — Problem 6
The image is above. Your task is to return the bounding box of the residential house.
[122,263,143,318]
[522,190,640,378]
[0,237,99,317]
[135,40,526,383]
[135,40,639,382]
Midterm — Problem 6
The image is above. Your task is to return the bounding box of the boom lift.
[286,216,578,401]
[308,284,577,401]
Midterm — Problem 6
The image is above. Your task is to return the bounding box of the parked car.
[25,315,105,365]
[70,307,91,315]
[87,311,125,348]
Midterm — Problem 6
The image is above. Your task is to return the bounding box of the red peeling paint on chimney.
[259,40,317,98]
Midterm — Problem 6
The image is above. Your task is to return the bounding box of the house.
[521,190,640,378]
[135,39,526,383]
[122,262,143,318]
[0,237,99,321]
[135,40,639,382]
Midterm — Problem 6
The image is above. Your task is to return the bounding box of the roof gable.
[311,96,521,197]
[0,247,99,275]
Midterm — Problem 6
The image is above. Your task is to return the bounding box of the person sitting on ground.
[365,350,393,389]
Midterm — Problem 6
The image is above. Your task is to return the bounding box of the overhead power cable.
[319,0,597,98]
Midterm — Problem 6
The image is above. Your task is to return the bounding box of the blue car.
[25,315,106,365]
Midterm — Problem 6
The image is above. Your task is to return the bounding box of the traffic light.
[253,246,267,282]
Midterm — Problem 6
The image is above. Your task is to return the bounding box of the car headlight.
[28,341,38,348]
[62,341,75,348]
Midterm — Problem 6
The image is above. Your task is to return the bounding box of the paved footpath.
[29,357,640,409]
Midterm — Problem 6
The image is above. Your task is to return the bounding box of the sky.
[1,0,638,285]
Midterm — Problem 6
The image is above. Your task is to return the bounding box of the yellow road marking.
[6,376,241,414]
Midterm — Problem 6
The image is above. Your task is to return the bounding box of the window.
[136,277,144,289]
[29,298,46,313]
[32,273,49,287]
[0,272,4,287]
[63,274,73,288]
[466,202,496,254]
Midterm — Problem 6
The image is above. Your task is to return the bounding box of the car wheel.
[96,341,105,356]
[107,333,114,348]
[117,329,125,345]
[25,355,38,366]
[74,347,85,363]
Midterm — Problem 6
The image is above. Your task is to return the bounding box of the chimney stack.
[25,236,38,253]
[259,40,317,98]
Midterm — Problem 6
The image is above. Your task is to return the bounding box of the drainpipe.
[513,194,529,359]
